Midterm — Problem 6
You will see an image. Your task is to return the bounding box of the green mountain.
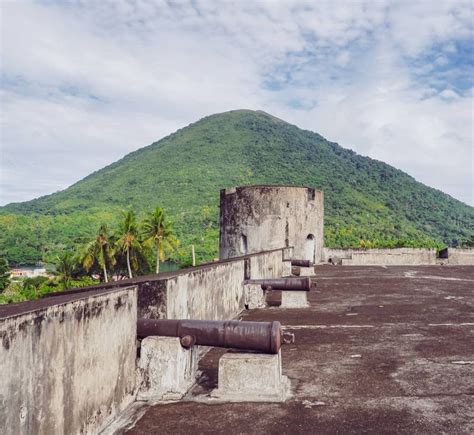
[1,110,473,265]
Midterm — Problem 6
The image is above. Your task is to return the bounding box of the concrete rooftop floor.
[127,265,474,434]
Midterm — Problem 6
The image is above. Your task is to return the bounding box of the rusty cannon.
[244,277,313,291]
[290,259,313,267]
[289,260,315,276]
[137,319,294,354]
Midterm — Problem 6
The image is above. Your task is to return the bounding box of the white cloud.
[0,0,473,206]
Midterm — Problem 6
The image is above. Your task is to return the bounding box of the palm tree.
[55,252,77,290]
[117,210,141,278]
[22,276,49,299]
[0,256,10,293]
[81,224,115,283]
[142,206,179,273]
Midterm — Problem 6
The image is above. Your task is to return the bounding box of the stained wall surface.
[323,248,437,266]
[139,248,286,320]
[0,248,288,434]
[219,185,324,263]
[0,287,137,435]
[35,249,289,322]
[447,248,474,265]
[323,247,474,266]
[165,260,245,320]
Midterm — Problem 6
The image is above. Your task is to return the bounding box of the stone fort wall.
[0,247,289,434]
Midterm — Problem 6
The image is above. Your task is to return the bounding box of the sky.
[1,0,473,206]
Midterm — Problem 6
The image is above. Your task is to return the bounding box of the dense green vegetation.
[0,273,98,304]
[0,257,10,292]
[0,207,178,303]
[0,250,99,304]
[1,110,473,266]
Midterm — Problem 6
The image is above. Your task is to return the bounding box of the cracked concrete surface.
[126,265,473,434]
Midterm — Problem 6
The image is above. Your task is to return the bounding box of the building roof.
[127,265,474,434]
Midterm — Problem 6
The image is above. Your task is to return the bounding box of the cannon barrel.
[245,277,311,291]
[137,319,293,354]
[290,259,313,267]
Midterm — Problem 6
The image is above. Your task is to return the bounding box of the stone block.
[281,261,292,277]
[137,336,198,402]
[299,266,316,277]
[281,290,308,308]
[244,283,266,309]
[282,247,294,261]
[211,350,290,402]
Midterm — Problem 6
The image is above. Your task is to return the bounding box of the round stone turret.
[219,185,324,262]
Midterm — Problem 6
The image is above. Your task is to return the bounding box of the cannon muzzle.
[290,259,313,267]
[244,277,312,291]
[137,319,294,354]
[292,266,301,276]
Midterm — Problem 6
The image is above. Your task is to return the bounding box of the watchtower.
[219,185,324,262]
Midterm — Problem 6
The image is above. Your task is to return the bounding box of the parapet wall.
[324,248,436,266]
[0,247,290,434]
[166,260,245,320]
[323,247,474,266]
[447,248,474,265]
[42,248,289,321]
[139,248,286,319]
[0,287,137,435]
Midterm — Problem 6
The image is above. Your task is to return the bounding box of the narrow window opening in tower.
[285,221,289,247]
[438,247,449,259]
[240,234,248,255]
[305,234,315,262]
[244,258,251,279]
[307,188,315,200]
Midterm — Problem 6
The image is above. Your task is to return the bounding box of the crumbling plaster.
[0,288,137,435]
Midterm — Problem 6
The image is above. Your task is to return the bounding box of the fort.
[1,185,473,434]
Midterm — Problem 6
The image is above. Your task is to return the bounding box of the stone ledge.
[210,350,291,403]
[137,337,198,403]
[281,290,309,308]
[243,283,266,309]
[298,267,316,277]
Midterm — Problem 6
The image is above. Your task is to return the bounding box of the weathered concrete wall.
[136,280,168,319]
[323,248,437,266]
[0,288,137,435]
[43,249,288,321]
[219,185,324,263]
[344,251,436,266]
[248,249,284,279]
[141,249,286,320]
[166,260,245,320]
[322,248,359,262]
[447,248,474,265]
[0,248,286,433]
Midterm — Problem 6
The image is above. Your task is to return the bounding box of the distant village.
[9,266,53,279]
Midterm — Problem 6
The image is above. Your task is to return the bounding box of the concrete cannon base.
[211,350,290,402]
[298,267,316,277]
[282,261,292,277]
[243,283,266,309]
[281,290,309,308]
[137,337,198,403]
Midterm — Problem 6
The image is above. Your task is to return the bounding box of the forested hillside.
[1,110,473,265]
